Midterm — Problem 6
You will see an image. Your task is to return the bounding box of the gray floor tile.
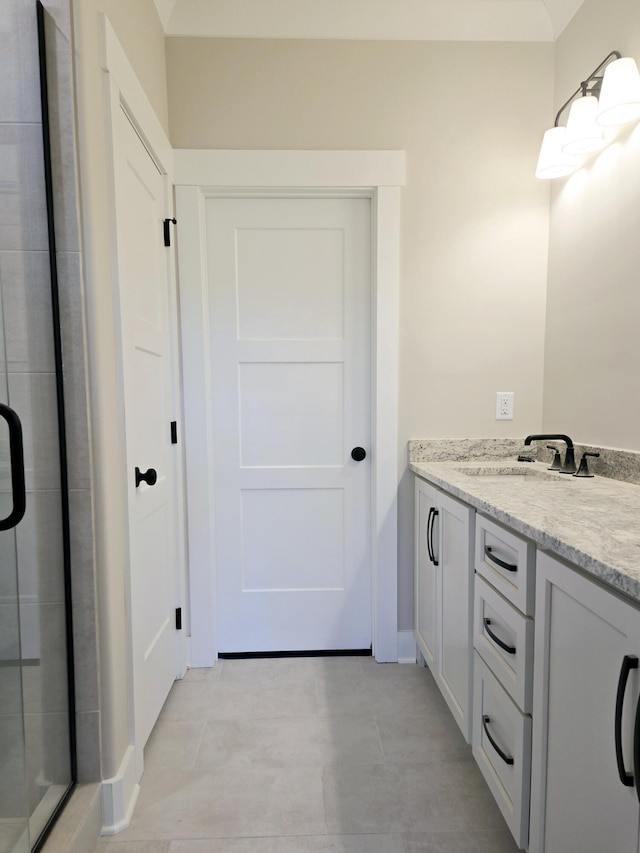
[95,842,171,852]
[361,659,429,680]
[183,665,223,682]
[376,713,470,764]
[323,760,505,835]
[163,679,320,721]
[143,719,206,772]
[403,829,520,852]
[317,665,446,719]
[218,657,321,687]
[311,656,368,681]
[195,715,384,769]
[169,835,405,852]
[364,677,448,718]
[115,766,327,840]
[93,658,518,853]
[315,679,372,717]
[210,682,320,720]
[159,681,212,721]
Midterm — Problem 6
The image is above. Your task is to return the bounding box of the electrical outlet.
[496,391,514,420]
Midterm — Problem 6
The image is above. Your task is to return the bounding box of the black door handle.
[351,447,366,462]
[0,403,27,530]
[135,467,157,488]
[615,655,637,787]
[633,680,640,802]
[483,618,516,655]
[484,545,518,573]
[482,715,514,766]
[426,507,434,564]
[427,506,439,566]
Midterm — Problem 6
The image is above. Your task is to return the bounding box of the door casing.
[175,149,405,664]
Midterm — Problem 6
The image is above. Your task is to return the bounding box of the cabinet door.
[414,477,438,669]
[530,552,640,853]
[438,491,474,742]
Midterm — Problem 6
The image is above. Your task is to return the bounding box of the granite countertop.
[410,444,640,605]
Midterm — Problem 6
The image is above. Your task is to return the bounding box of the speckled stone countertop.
[409,439,640,606]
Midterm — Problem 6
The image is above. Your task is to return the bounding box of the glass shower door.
[0,149,74,853]
[0,302,29,853]
[0,1,75,850]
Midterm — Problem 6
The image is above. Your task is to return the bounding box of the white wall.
[543,0,640,450]
[166,37,553,628]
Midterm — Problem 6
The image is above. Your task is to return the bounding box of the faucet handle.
[573,452,600,478]
[547,445,563,471]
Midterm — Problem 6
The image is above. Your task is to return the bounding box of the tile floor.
[94,657,519,853]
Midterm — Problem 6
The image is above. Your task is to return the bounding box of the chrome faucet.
[523,434,577,474]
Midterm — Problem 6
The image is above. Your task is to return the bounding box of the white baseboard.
[101,745,140,835]
[397,630,417,664]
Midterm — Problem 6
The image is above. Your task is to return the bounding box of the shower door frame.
[33,3,77,847]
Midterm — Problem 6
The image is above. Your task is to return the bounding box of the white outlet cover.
[496,391,514,420]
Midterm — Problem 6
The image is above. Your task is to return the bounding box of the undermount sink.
[455,465,568,483]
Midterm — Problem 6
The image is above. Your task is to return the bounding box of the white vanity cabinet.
[530,552,640,853]
[472,515,535,849]
[414,476,474,741]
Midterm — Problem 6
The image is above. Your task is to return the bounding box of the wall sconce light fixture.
[536,51,640,179]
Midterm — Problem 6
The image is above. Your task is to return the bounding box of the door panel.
[207,196,372,652]
[415,479,439,669]
[113,105,177,748]
[236,227,345,340]
[531,553,640,853]
[238,362,344,466]
[438,491,474,740]
[241,488,345,591]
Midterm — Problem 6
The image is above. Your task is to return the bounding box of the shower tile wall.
[0,0,100,819]
[47,76,99,776]
[39,6,102,786]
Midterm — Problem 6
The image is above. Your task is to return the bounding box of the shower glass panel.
[0,301,29,853]
[0,1,76,850]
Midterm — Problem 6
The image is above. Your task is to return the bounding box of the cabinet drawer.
[475,515,535,615]
[473,653,532,850]
[474,575,534,713]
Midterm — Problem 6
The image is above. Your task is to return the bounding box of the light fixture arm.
[554,50,622,126]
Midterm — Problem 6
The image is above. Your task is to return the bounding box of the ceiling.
[153,0,586,41]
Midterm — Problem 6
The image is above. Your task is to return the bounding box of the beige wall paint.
[167,37,553,628]
[543,0,640,449]
[97,0,169,133]
[71,0,166,780]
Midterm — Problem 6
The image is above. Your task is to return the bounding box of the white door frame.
[99,16,187,832]
[175,149,405,664]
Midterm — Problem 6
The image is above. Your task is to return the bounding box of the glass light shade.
[535,127,578,179]
[562,96,607,154]
[596,57,640,126]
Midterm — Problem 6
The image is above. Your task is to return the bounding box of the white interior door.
[207,195,372,652]
[113,105,177,746]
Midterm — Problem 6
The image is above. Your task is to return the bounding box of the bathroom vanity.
[411,439,640,853]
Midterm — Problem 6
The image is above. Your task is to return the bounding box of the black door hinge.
[175,607,182,630]
[164,217,177,247]
[170,421,178,444]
